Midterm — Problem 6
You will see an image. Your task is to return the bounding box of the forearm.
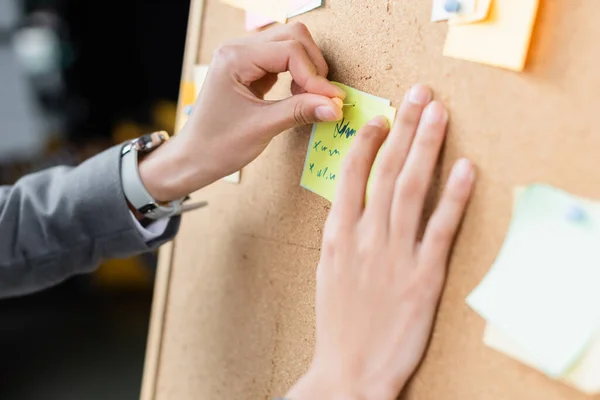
[0,145,179,299]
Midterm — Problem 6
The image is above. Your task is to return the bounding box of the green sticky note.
[300,82,396,202]
[467,184,600,378]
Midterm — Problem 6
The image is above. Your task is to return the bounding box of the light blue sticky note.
[467,184,600,378]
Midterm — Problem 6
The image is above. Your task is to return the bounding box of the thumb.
[264,94,343,133]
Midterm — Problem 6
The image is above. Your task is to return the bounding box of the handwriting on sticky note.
[443,0,539,70]
[467,184,600,378]
[301,82,396,202]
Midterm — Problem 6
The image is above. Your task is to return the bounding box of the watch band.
[121,140,182,220]
[120,131,188,220]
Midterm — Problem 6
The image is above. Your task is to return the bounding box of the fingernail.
[407,84,432,105]
[333,86,346,99]
[451,158,475,183]
[423,101,448,124]
[331,97,344,109]
[368,115,389,129]
[316,106,340,122]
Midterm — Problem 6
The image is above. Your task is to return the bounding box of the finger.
[330,116,390,225]
[215,40,343,99]
[237,22,330,79]
[261,93,343,133]
[249,74,279,98]
[390,101,449,243]
[420,158,475,268]
[363,84,432,225]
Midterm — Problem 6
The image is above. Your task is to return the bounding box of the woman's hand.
[139,22,345,201]
[287,85,476,400]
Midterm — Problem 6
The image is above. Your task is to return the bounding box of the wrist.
[138,137,199,202]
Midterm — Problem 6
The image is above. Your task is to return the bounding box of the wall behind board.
[149,1,600,399]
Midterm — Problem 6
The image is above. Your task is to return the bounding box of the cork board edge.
[139,1,206,399]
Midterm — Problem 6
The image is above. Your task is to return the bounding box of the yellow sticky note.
[301,82,396,202]
[484,324,600,395]
[443,0,539,71]
[448,0,492,25]
[221,0,288,23]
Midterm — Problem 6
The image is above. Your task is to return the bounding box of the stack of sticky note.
[467,184,600,394]
[220,0,322,31]
[432,0,540,71]
[300,82,396,202]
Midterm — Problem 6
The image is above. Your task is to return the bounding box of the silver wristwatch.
[120,131,186,220]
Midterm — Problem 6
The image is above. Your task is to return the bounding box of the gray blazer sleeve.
[0,145,180,299]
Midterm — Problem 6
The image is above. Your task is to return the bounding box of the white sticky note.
[431,0,476,22]
[193,64,210,99]
[467,184,600,377]
[223,171,241,183]
[484,324,600,394]
[245,0,322,31]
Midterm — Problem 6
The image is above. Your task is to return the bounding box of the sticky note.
[448,0,492,25]
[193,64,210,99]
[221,0,288,23]
[484,324,600,394]
[176,80,196,133]
[245,0,322,31]
[223,171,241,183]
[443,0,539,71]
[300,82,396,202]
[467,184,600,377]
[431,0,476,22]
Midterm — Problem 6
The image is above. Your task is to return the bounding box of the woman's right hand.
[287,84,476,399]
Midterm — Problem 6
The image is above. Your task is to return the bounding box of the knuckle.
[212,44,240,66]
[286,40,305,57]
[428,221,451,246]
[341,156,367,181]
[322,219,346,252]
[374,156,399,181]
[293,101,311,125]
[398,106,422,127]
[290,21,310,37]
[395,174,424,201]
[404,269,443,302]
[415,130,440,151]
[417,267,445,298]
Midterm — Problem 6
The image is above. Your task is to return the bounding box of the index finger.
[231,22,330,79]
[221,40,345,99]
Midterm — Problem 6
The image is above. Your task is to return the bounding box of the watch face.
[136,131,169,153]
[139,203,158,214]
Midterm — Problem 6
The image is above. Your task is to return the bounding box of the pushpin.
[444,0,461,13]
[566,204,587,222]
[184,105,193,116]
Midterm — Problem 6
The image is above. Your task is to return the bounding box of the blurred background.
[0,0,190,398]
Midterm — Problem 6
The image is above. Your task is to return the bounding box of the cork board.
[142,1,600,399]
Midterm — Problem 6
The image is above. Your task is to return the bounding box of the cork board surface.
[152,1,600,399]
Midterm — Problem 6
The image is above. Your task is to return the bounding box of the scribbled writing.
[308,165,336,181]
[333,118,356,139]
[311,140,341,157]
